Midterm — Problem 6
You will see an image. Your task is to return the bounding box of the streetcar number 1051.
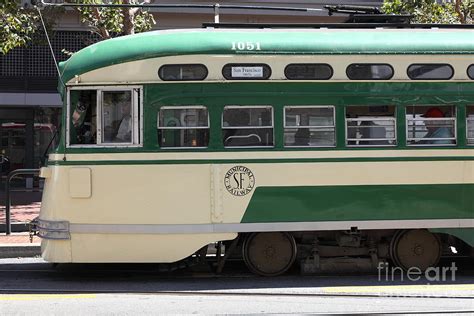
[231,42,262,51]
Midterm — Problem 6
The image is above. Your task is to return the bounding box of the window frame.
[222,105,274,148]
[284,64,333,80]
[346,63,394,80]
[283,105,336,148]
[157,105,210,149]
[405,106,457,147]
[66,85,143,148]
[407,63,454,80]
[158,64,208,81]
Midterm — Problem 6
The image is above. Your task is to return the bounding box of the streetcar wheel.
[389,230,404,268]
[391,229,441,271]
[242,232,297,276]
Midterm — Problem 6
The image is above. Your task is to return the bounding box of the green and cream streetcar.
[36,25,474,276]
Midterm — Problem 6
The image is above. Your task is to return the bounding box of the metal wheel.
[242,232,297,276]
[390,229,441,271]
[389,230,405,268]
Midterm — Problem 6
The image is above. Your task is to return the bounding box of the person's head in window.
[421,107,454,144]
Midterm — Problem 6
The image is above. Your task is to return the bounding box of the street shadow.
[0,258,473,295]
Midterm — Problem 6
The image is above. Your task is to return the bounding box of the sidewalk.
[0,190,41,258]
[0,190,41,231]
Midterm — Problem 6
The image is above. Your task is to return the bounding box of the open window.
[284,106,335,147]
[157,106,209,148]
[222,106,273,147]
[406,105,456,146]
[345,106,396,147]
[68,87,141,147]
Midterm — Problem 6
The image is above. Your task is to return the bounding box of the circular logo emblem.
[224,166,255,196]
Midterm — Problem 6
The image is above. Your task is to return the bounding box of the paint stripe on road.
[323,284,474,294]
[0,294,96,301]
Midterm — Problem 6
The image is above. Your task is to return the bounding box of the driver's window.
[69,90,97,145]
[68,88,140,147]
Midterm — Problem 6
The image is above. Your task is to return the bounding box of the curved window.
[285,64,333,80]
[407,64,453,80]
[468,65,474,79]
[158,64,208,81]
[222,64,271,80]
[346,64,393,80]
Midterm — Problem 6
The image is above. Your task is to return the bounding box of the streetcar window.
[101,91,134,144]
[69,90,97,145]
[69,88,141,147]
[284,106,335,147]
[345,106,397,147]
[158,64,208,81]
[406,106,456,146]
[407,64,454,80]
[468,65,474,80]
[222,106,273,147]
[222,64,271,80]
[346,64,393,80]
[466,106,474,145]
[157,106,209,148]
[285,64,333,80]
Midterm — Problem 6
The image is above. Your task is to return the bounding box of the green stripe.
[47,156,474,166]
[242,184,474,223]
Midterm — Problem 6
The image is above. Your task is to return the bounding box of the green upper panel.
[58,28,474,87]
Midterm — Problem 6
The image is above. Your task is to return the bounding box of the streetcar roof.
[58,28,474,91]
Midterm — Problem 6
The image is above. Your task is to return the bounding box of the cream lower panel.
[40,161,474,225]
[41,164,213,225]
[41,239,72,263]
[70,233,236,263]
[49,149,474,162]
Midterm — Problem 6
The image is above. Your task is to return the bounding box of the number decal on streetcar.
[231,42,262,51]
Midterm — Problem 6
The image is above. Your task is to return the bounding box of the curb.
[0,244,41,258]
[0,222,31,234]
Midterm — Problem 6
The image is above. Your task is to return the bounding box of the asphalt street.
[0,258,473,315]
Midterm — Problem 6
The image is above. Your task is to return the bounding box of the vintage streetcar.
[36,25,474,276]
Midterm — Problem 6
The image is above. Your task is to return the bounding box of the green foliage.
[382,0,473,24]
[1,0,156,55]
[73,0,156,39]
[0,1,39,54]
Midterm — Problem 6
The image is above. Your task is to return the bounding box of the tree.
[382,0,473,24]
[0,1,39,54]
[0,0,156,55]
[73,0,156,40]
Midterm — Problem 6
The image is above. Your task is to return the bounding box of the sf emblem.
[224,166,255,196]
